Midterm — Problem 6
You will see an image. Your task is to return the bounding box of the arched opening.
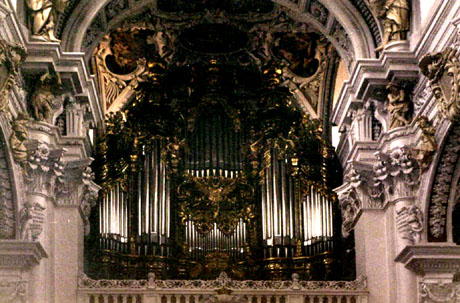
[80,3,353,281]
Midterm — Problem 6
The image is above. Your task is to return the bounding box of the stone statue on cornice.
[26,0,69,42]
[370,0,410,51]
[386,82,411,129]
[29,72,64,123]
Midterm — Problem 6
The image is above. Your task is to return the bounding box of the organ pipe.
[261,149,334,255]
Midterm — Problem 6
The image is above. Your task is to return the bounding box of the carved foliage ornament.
[19,201,45,241]
[420,282,460,303]
[395,205,423,245]
[339,188,361,238]
[0,137,16,239]
[427,125,460,240]
[78,271,368,291]
[0,281,26,302]
[0,40,26,113]
[420,47,460,121]
[23,141,65,195]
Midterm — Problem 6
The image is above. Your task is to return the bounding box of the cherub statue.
[26,0,69,42]
[29,72,63,123]
[370,0,410,51]
[386,82,411,129]
[412,116,437,173]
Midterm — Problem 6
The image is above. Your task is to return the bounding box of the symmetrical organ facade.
[0,1,460,303]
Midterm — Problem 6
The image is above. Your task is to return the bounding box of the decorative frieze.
[396,245,460,280]
[78,271,368,291]
[0,240,47,269]
[0,280,26,302]
[420,282,460,303]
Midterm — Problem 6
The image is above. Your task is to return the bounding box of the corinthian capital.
[23,141,65,196]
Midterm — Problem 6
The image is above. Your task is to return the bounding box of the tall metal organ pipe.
[261,149,334,256]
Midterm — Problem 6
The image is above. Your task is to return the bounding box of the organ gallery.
[86,4,344,281]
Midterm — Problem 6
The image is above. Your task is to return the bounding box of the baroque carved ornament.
[0,40,26,113]
[338,146,424,239]
[78,271,368,291]
[420,46,460,122]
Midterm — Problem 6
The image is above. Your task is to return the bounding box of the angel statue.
[26,0,69,42]
[369,0,410,51]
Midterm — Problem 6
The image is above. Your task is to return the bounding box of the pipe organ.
[90,60,340,281]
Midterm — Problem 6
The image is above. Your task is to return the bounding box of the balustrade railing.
[77,273,368,303]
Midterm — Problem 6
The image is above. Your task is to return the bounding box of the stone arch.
[424,121,460,243]
[0,119,21,240]
[60,0,378,62]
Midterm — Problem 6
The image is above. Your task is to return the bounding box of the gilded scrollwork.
[177,176,255,235]
[420,47,460,121]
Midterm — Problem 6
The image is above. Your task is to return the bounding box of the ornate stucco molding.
[420,281,460,303]
[426,124,460,241]
[337,147,424,240]
[0,280,27,302]
[0,40,26,114]
[396,245,460,278]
